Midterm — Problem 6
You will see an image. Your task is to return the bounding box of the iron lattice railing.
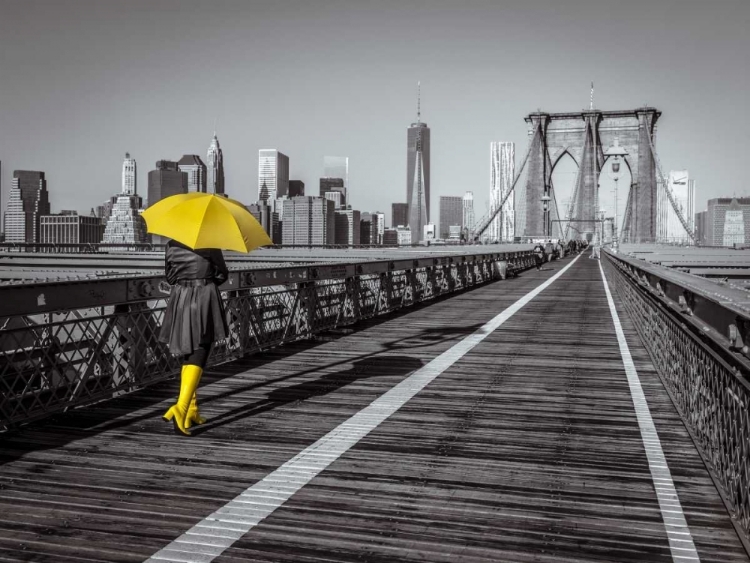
[602,252,750,547]
[0,251,535,431]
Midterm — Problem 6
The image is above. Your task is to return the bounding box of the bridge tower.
[521,107,660,242]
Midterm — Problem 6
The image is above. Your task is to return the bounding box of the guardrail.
[602,250,750,549]
[0,248,535,432]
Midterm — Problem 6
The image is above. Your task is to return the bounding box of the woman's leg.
[183,343,212,429]
[164,344,212,436]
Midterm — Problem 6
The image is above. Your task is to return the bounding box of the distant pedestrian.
[533,242,545,270]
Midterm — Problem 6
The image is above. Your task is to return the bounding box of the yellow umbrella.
[142,193,273,252]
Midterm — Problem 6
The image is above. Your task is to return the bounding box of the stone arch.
[521,108,660,241]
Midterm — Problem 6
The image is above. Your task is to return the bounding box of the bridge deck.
[0,255,747,562]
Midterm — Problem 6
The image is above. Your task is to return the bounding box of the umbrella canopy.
[142,193,273,252]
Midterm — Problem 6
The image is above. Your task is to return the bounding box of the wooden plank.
[0,255,745,562]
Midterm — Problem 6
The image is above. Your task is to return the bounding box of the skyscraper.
[324,156,349,188]
[656,170,695,244]
[206,133,225,196]
[289,180,305,198]
[439,196,462,239]
[463,192,475,237]
[281,196,334,245]
[4,171,50,243]
[704,197,750,246]
[490,142,515,242]
[103,153,147,244]
[319,177,346,208]
[178,155,207,194]
[259,149,289,204]
[122,152,137,195]
[335,209,361,245]
[392,202,408,228]
[148,161,188,207]
[407,82,430,242]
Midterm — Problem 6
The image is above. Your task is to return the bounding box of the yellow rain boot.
[185,392,206,430]
[162,365,203,436]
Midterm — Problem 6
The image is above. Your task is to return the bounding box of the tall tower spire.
[589,81,594,110]
[417,81,421,124]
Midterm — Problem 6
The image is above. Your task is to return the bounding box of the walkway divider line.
[146,255,582,563]
[598,260,700,563]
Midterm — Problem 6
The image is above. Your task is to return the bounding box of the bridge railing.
[0,248,535,432]
[602,249,750,547]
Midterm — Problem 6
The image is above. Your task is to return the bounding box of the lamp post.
[604,138,629,248]
[540,194,551,238]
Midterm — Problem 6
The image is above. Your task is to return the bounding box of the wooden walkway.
[0,255,747,562]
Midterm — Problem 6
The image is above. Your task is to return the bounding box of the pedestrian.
[159,239,229,436]
[533,241,545,270]
[544,239,554,262]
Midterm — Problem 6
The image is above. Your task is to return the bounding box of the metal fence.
[0,249,535,432]
[602,250,750,548]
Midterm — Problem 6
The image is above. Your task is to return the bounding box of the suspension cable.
[647,130,696,243]
[473,125,539,240]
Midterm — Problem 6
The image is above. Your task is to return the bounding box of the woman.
[159,239,229,436]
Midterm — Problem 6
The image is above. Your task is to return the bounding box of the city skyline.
[0,1,748,231]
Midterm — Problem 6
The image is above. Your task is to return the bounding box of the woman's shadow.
[191,355,424,435]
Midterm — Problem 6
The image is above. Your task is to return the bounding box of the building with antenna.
[407,82,430,243]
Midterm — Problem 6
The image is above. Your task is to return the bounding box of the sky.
[0,0,748,230]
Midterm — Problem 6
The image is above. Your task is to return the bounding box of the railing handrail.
[0,247,535,318]
[604,248,750,380]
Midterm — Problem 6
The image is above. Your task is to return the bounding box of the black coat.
[158,240,229,355]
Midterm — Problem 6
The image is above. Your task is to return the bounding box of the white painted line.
[145,255,581,563]
[598,261,700,562]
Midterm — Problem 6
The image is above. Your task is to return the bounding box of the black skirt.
[159,279,229,356]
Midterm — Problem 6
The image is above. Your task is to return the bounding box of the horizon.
[1,0,748,230]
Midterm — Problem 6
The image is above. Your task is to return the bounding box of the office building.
[656,170,696,244]
[320,177,346,208]
[281,196,334,245]
[4,170,51,243]
[463,192,475,237]
[695,210,708,246]
[324,156,349,187]
[396,225,412,246]
[178,155,207,194]
[392,202,408,228]
[704,197,750,246]
[148,161,188,207]
[360,214,372,245]
[362,212,382,245]
[97,200,113,227]
[448,225,462,241]
[407,84,430,242]
[383,228,398,246]
[247,202,280,244]
[103,154,147,244]
[335,209,361,245]
[259,149,289,204]
[102,194,147,244]
[122,152,137,196]
[489,142,515,242]
[206,133,225,196]
[40,214,104,246]
[373,212,385,244]
[424,223,436,241]
[289,180,305,198]
[324,190,343,210]
[439,196,462,239]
